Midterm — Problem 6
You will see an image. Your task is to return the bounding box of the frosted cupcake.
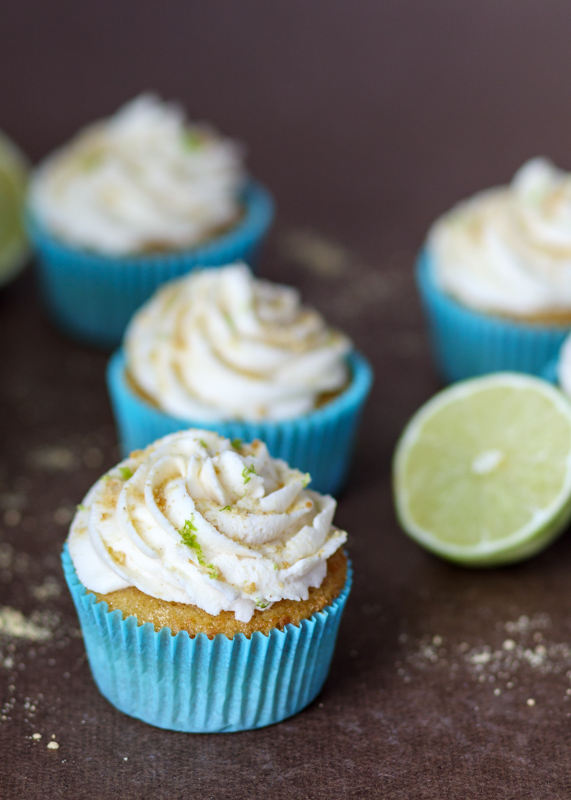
[107,263,373,493]
[62,429,351,732]
[28,94,274,347]
[418,158,571,382]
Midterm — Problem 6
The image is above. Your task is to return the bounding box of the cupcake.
[418,158,571,383]
[28,94,274,348]
[62,429,351,732]
[106,262,373,494]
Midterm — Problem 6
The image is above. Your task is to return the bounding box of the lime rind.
[393,373,571,567]
[0,130,30,286]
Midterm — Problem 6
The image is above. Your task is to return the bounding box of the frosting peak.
[68,430,347,622]
[428,157,571,316]
[30,94,245,255]
[125,263,352,421]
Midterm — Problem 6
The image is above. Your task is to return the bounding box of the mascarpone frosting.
[428,158,571,316]
[67,429,347,623]
[30,94,245,255]
[125,263,352,421]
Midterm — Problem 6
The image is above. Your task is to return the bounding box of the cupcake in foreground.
[418,158,571,382]
[28,94,274,347]
[107,262,373,493]
[62,429,351,732]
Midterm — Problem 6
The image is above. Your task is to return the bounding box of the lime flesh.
[393,373,571,566]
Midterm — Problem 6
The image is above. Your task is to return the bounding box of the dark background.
[3,2,571,798]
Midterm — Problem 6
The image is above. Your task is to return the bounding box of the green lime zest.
[231,438,242,451]
[76,504,86,512]
[180,516,204,563]
[301,472,311,488]
[199,439,208,449]
[242,464,257,484]
[81,151,103,172]
[255,599,270,609]
[118,466,133,480]
[181,130,203,151]
[220,505,231,512]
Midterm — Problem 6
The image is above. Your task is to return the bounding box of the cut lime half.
[0,130,29,287]
[393,373,571,567]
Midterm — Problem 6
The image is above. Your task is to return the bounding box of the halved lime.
[393,373,571,566]
[0,130,29,286]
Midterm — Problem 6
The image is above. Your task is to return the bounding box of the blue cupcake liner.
[28,180,274,349]
[106,349,373,495]
[416,248,571,384]
[61,545,352,733]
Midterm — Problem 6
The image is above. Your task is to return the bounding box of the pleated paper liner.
[416,248,571,383]
[29,180,274,349]
[106,349,373,495]
[62,546,352,733]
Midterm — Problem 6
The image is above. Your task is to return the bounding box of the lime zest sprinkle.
[242,464,257,484]
[301,472,311,488]
[199,439,208,449]
[76,504,86,512]
[220,505,231,512]
[179,515,204,562]
[118,466,133,480]
[207,563,219,580]
[231,438,242,451]
[255,599,270,609]
[224,311,236,332]
[81,151,103,171]
[181,130,203,151]
[273,563,279,571]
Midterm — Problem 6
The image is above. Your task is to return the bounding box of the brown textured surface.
[93,548,347,638]
[4,2,571,798]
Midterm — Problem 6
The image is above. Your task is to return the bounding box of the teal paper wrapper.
[106,349,373,495]
[416,248,571,383]
[62,546,352,733]
[28,181,274,349]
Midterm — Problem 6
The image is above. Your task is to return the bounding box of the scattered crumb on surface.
[27,446,76,472]
[0,607,53,641]
[47,741,59,750]
[279,229,352,277]
[30,576,62,601]
[397,613,571,705]
[53,507,74,526]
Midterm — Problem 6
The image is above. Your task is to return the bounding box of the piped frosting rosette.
[429,158,571,317]
[125,262,352,421]
[68,429,347,623]
[30,94,245,255]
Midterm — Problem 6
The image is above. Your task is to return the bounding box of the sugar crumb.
[47,741,60,750]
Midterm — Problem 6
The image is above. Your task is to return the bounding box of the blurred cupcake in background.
[28,94,274,347]
[107,263,373,494]
[417,158,571,382]
[63,428,352,732]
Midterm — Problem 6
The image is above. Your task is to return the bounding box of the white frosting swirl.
[67,430,346,623]
[125,263,352,421]
[428,158,571,316]
[30,94,245,255]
